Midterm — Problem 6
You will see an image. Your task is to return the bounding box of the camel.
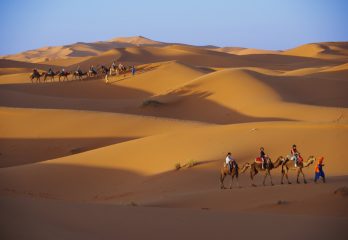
[241,156,285,186]
[30,71,42,83]
[100,65,110,75]
[100,65,110,83]
[73,71,87,81]
[280,155,316,184]
[118,65,129,77]
[43,71,59,82]
[58,71,70,81]
[220,163,246,189]
[87,69,98,78]
[109,66,119,76]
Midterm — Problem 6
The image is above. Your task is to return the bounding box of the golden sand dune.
[0,38,347,240]
[108,36,163,45]
[0,121,347,200]
[1,36,163,63]
[216,47,280,55]
[0,107,206,167]
[151,68,348,122]
[321,62,348,72]
[0,59,50,72]
[283,42,348,59]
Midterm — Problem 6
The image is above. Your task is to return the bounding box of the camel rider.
[90,65,97,74]
[48,67,54,75]
[225,152,236,173]
[33,68,38,74]
[61,68,66,74]
[76,65,82,75]
[112,61,116,70]
[291,144,300,167]
[260,147,267,169]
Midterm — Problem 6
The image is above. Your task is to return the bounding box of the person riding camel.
[290,144,302,167]
[90,65,97,74]
[260,147,267,169]
[76,65,82,75]
[112,61,116,70]
[61,68,66,74]
[33,68,39,74]
[48,67,54,75]
[225,152,236,174]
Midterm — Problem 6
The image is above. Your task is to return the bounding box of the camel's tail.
[240,163,250,173]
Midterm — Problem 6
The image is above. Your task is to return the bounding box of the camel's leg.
[285,169,291,184]
[263,171,268,186]
[269,171,274,186]
[296,169,300,184]
[251,171,256,187]
[220,173,225,189]
[230,175,233,189]
[300,168,307,184]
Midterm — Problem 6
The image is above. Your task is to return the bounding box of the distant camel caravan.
[220,152,318,188]
[29,63,134,83]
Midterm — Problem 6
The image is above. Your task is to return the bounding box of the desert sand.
[0,36,347,240]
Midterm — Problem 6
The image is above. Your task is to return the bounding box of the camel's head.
[308,155,316,164]
[278,156,286,163]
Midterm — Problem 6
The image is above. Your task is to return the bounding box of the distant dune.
[283,42,348,59]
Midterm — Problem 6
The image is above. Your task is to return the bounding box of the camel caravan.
[220,144,323,189]
[29,61,136,83]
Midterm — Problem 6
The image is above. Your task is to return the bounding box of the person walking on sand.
[131,65,136,76]
[314,157,326,183]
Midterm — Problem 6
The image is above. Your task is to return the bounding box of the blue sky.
[0,0,347,55]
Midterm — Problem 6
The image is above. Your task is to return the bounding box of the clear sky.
[0,0,347,55]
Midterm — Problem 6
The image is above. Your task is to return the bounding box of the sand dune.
[150,68,348,123]
[0,107,206,167]
[0,121,347,200]
[283,42,348,59]
[0,38,347,240]
[0,59,51,71]
[1,36,163,63]
[216,47,280,55]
